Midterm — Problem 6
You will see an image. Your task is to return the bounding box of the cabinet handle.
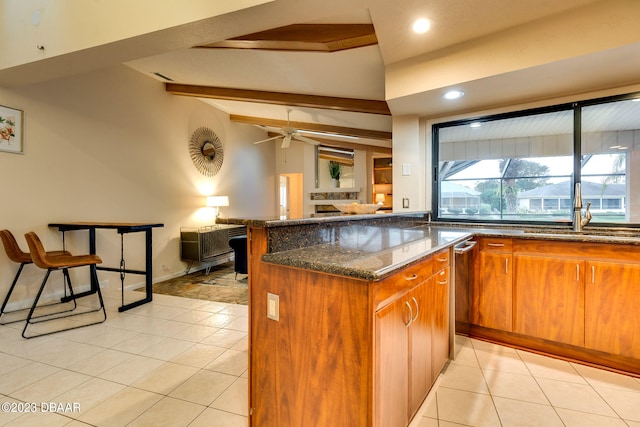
[438,279,447,285]
[591,265,595,284]
[576,264,580,281]
[505,258,509,274]
[405,301,413,327]
[405,274,418,281]
[412,297,419,322]
[488,243,504,247]
[436,257,447,262]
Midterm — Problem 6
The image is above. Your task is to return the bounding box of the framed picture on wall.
[0,104,23,154]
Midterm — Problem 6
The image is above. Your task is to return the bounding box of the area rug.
[135,262,248,305]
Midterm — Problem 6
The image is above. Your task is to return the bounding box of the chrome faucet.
[573,183,592,232]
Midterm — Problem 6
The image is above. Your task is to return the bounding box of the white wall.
[0,65,275,307]
[392,115,426,212]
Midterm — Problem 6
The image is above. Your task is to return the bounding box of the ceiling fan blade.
[293,134,321,145]
[281,135,292,149]
[253,136,281,145]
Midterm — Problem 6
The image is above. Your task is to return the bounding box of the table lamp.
[206,196,229,221]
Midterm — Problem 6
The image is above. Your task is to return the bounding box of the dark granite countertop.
[257,218,640,281]
[262,225,472,281]
[217,212,425,228]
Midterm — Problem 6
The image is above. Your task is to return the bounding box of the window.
[437,109,574,221]
[581,100,634,223]
[433,92,640,225]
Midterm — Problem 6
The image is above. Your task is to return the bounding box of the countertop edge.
[261,224,640,281]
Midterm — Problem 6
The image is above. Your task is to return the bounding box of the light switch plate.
[403,198,410,209]
[402,163,411,176]
[267,292,279,321]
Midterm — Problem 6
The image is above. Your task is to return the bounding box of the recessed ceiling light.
[470,122,481,128]
[443,90,464,100]
[412,18,431,34]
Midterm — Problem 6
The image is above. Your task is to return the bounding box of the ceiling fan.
[253,109,321,148]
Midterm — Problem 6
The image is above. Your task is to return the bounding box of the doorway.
[279,173,303,219]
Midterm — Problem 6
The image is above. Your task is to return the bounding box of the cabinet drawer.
[433,267,449,287]
[479,238,512,252]
[433,248,450,271]
[374,258,433,311]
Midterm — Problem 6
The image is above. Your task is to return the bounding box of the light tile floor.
[1,287,639,426]
[412,335,640,427]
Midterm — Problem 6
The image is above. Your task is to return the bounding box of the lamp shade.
[206,196,229,207]
[375,193,385,203]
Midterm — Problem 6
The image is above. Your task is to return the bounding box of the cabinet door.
[586,261,640,358]
[376,297,410,427]
[514,255,585,347]
[472,252,512,331]
[431,267,450,380]
[408,279,432,418]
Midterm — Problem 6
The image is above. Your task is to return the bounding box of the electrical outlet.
[267,292,279,321]
[403,198,410,208]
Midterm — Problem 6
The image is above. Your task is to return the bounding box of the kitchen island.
[219,214,640,426]
[221,213,469,427]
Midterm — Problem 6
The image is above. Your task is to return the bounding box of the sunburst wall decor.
[189,127,224,177]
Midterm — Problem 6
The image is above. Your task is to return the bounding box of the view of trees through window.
[434,95,638,224]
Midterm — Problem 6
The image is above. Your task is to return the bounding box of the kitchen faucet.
[573,183,592,232]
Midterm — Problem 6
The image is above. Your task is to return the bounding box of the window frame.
[431,91,640,228]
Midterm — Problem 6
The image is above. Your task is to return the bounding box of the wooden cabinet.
[248,229,453,427]
[513,255,585,347]
[376,248,451,426]
[377,276,434,426]
[431,266,450,378]
[465,237,640,377]
[472,238,512,331]
[408,279,434,417]
[585,261,640,359]
[376,294,411,427]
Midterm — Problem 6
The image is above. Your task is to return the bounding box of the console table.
[180,224,245,273]
[48,222,164,312]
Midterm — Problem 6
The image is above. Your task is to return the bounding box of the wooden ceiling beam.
[195,24,378,53]
[266,132,391,154]
[231,114,392,141]
[166,83,391,116]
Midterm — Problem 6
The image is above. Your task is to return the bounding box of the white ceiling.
[123,0,640,143]
[5,0,639,146]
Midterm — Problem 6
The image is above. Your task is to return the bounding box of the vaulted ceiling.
[3,0,639,151]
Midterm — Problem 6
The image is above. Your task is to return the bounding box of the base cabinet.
[513,255,585,347]
[431,267,450,378]
[469,238,640,377]
[248,226,453,427]
[376,294,410,427]
[376,279,431,427]
[376,249,450,426]
[471,238,512,331]
[586,261,640,359]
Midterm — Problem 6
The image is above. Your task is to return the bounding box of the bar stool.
[0,230,74,324]
[22,231,107,339]
[228,235,248,279]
